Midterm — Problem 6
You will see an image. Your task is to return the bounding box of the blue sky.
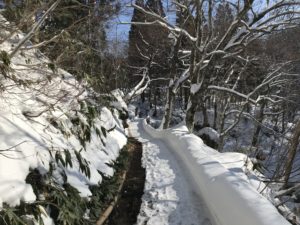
[106,0,133,42]
[105,0,273,42]
[107,0,176,42]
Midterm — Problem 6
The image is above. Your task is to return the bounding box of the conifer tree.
[145,0,165,17]
[128,0,169,72]
[128,0,146,69]
[127,0,170,109]
[143,0,170,79]
[214,1,234,40]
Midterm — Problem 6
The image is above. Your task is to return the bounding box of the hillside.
[0,14,127,225]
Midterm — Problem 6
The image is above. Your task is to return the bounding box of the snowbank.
[131,120,211,225]
[142,120,291,225]
[0,13,127,220]
[0,66,126,208]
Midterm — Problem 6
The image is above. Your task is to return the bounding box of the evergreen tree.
[128,0,146,69]
[214,1,234,40]
[143,0,170,78]
[128,0,169,71]
[127,0,171,101]
[145,0,165,17]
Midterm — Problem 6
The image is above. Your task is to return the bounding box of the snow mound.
[197,127,220,142]
[142,120,291,225]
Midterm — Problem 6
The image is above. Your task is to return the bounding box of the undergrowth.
[0,142,129,225]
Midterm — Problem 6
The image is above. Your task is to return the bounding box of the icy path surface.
[129,120,212,225]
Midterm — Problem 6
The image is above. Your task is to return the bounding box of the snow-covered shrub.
[0,15,128,225]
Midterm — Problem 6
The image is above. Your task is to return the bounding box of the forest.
[1,0,300,225]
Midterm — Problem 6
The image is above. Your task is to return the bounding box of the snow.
[196,127,220,143]
[0,102,49,207]
[129,120,212,225]
[190,83,201,94]
[137,119,291,225]
[111,89,128,112]
[0,10,294,225]
[0,13,127,212]
[124,72,149,102]
[39,213,55,225]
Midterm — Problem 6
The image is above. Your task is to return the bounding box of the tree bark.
[162,89,175,129]
[186,92,199,132]
[282,110,286,133]
[149,88,152,109]
[160,33,181,129]
[213,97,217,129]
[283,120,300,188]
[153,88,157,117]
[251,100,266,148]
[141,91,145,103]
[217,99,228,152]
[184,87,189,109]
[202,99,209,127]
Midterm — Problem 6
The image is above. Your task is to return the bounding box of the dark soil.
[105,137,145,225]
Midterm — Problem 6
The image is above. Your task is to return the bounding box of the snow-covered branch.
[124,68,150,102]
[9,0,61,58]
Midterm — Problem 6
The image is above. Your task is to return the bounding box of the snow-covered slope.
[141,120,291,225]
[0,14,127,224]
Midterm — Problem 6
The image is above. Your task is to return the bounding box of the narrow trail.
[130,119,213,225]
[105,136,146,225]
[103,119,290,225]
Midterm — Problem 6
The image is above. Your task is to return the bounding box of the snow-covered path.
[129,119,212,225]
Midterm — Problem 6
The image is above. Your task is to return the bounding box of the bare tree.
[9,0,61,58]
[283,120,300,188]
[128,0,300,133]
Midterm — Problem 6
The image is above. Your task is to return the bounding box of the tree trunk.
[217,100,228,152]
[282,111,286,133]
[162,89,175,129]
[160,33,180,128]
[184,87,189,109]
[141,91,145,103]
[202,102,209,127]
[149,88,152,109]
[180,86,184,108]
[283,120,300,188]
[213,97,217,129]
[10,0,61,58]
[251,100,265,148]
[186,93,199,132]
[153,89,157,117]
